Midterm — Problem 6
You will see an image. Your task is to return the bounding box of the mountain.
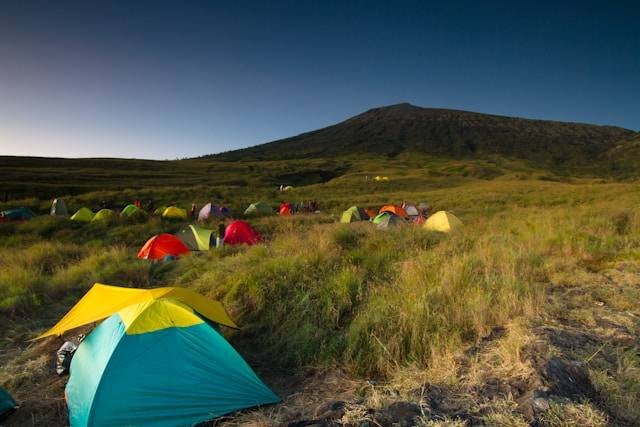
[215,103,634,172]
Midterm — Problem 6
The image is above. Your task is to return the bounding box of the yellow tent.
[162,206,187,220]
[36,283,238,339]
[423,211,463,233]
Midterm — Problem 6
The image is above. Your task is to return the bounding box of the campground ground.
[1,157,640,426]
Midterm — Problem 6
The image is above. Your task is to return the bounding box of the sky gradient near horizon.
[1,1,638,159]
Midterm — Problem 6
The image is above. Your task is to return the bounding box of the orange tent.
[364,208,378,219]
[379,205,408,218]
[279,203,293,216]
[137,234,190,260]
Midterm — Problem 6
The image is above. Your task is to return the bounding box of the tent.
[121,204,144,217]
[0,207,35,221]
[279,202,293,216]
[36,284,278,426]
[0,387,16,422]
[224,220,261,245]
[372,212,406,229]
[162,206,188,220]
[50,198,69,217]
[153,206,168,216]
[198,203,216,221]
[404,204,419,217]
[175,225,213,251]
[198,203,229,221]
[91,209,116,222]
[70,208,94,222]
[244,202,273,216]
[364,208,378,219]
[138,234,190,260]
[283,185,294,191]
[423,211,463,233]
[340,206,370,223]
[379,205,408,218]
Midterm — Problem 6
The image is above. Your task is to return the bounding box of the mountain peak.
[215,104,634,169]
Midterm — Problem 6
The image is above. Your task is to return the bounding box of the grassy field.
[1,156,639,425]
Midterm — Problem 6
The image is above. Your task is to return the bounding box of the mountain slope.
[216,103,634,171]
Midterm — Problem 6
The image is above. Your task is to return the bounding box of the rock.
[374,401,421,426]
[314,400,346,420]
[543,357,597,400]
[532,397,551,413]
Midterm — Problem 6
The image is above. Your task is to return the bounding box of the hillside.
[215,103,634,173]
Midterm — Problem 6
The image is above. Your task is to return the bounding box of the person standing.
[217,219,226,248]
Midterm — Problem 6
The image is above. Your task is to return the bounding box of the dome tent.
[138,234,190,260]
[70,208,94,222]
[153,206,168,216]
[50,198,69,217]
[1,207,35,221]
[175,225,213,251]
[279,202,293,216]
[244,202,273,216]
[224,220,261,245]
[372,212,406,229]
[121,204,144,218]
[162,206,188,220]
[36,284,278,427]
[91,209,116,222]
[0,386,17,422]
[379,205,408,218]
[423,211,463,233]
[340,206,370,223]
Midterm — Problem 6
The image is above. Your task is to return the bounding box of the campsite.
[2,1,640,426]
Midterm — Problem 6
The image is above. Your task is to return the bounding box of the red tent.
[279,202,293,216]
[137,233,190,260]
[224,220,262,245]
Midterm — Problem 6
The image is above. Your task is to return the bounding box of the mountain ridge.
[213,103,635,173]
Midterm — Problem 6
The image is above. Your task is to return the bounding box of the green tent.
[50,198,69,217]
[372,212,406,229]
[70,207,94,222]
[244,202,273,216]
[121,204,144,217]
[91,209,116,222]
[153,206,168,216]
[175,225,213,251]
[340,206,370,223]
[0,386,17,422]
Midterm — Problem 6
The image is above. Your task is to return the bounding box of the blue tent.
[1,207,35,221]
[66,298,279,426]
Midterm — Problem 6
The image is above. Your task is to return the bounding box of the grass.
[1,157,640,425]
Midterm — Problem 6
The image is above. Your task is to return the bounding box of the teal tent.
[66,298,279,426]
[1,207,35,221]
[0,387,16,422]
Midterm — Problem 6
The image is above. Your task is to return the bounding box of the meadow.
[1,156,639,426]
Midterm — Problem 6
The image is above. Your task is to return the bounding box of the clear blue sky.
[1,0,638,159]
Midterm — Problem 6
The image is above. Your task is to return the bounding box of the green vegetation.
[1,152,640,425]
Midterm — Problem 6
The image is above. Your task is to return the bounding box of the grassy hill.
[214,103,635,175]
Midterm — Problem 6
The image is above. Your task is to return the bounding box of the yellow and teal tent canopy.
[423,210,463,233]
[175,225,213,251]
[36,283,237,339]
[162,206,187,220]
[54,287,278,426]
[70,207,94,222]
